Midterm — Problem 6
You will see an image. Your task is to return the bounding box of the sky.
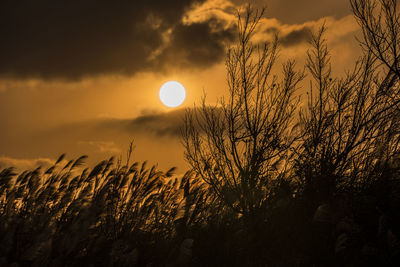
[0,0,363,173]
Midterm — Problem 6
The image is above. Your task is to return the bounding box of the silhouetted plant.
[352,0,400,78]
[294,3,400,209]
[0,146,218,266]
[182,6,304,224]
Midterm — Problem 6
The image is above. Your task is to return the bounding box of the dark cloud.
[279,27,312,47]
[38,109,188,145]
[0,0,235,80]
[89,109,187,138]
[264,26,312,47]
[158,18,236,69]
[128,110,184,137]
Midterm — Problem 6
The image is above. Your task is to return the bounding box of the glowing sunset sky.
[0,0,361,172]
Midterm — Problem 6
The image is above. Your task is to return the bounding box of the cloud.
[78,141,121,154]
[253,14,360,51]
[0,0,360,81]
[127,109,187,137]
[260,25,312,47]
[182,0,355,52]
[41,108,199,148]
[183,0,237,24]
[0,0,237,80]
[157,18,236,69]
[71,109,188,138]
[279,27,312,47]
[0,156,55,171]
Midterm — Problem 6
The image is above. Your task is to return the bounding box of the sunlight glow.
[159,81,186,107]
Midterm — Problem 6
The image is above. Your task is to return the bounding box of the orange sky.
[0,0,363,173]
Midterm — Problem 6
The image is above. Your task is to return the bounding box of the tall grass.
[0,148,222,266]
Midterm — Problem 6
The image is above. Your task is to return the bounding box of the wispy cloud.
[78,141,121,154]
[0,156,55,171]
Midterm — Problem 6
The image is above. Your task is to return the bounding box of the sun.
[159,81,186,108]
